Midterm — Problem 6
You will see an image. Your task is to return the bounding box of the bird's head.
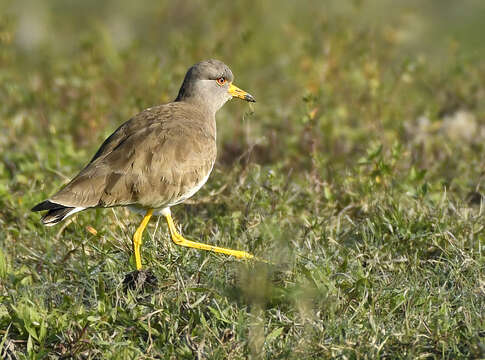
[176,59,255,113]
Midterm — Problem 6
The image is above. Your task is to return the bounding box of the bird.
[32,59,256,272]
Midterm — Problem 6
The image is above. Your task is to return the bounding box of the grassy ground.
[1,1,484,358]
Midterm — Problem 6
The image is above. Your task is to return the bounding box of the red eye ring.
[216,77,226,85]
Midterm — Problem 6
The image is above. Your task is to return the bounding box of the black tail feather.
[32,200,65,212]
[41,207,75,225]
[32,200,75,226]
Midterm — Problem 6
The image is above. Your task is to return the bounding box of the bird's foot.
[123,269,158,291]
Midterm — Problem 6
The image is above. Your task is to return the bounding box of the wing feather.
[49,103,216,209]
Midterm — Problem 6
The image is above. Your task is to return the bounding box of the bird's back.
[49,102,217,210]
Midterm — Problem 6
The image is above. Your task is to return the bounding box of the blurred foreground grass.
[0,1,484,358]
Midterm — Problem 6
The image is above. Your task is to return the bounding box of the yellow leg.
[163,210,255,260]
[133,209,153,270]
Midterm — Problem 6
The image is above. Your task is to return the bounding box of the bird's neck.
[175,95,219,118]
[172,100,217,137]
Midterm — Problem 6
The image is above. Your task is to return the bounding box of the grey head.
[175,59,255,115]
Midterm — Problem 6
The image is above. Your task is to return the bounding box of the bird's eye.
[216,77,226,85]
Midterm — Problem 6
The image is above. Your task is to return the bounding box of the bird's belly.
[169,167,212,206]
[128,164,213,215]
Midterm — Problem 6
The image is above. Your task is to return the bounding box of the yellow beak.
[228,83,256,102]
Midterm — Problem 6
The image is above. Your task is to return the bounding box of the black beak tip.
[245,94,256,102]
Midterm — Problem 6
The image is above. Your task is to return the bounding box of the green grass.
[1,1,484,358]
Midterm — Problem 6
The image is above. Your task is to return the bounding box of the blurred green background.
[0,0,484,358]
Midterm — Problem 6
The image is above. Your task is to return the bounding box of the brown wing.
[49,103,216,209]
